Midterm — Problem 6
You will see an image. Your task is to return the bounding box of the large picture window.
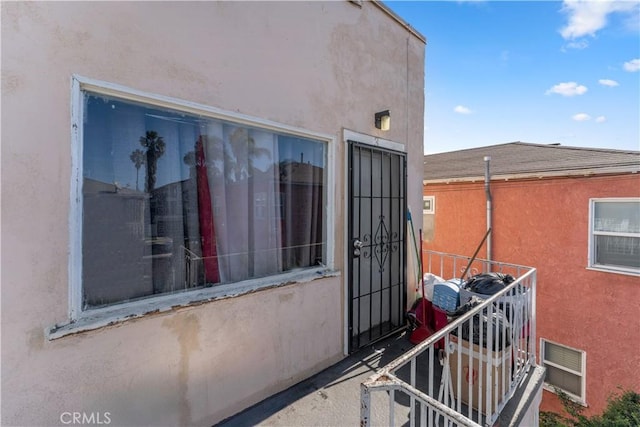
[589,198,640,275]
[78,86,327,311]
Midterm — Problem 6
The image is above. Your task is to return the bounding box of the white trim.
[423,195,435,215]
[589,197,640,203]
[541,384,588,408]
[342,132,350,356]
[423,168,640,185]
[326,130,337,275]
[73,75,335,143]
[587,197,640,276]
[66,75,338,328]
[50,269,340,340]
[69,76,84,320]
[540,338,587,405]
[343,128,406,153]
[586,266,640,277]
[588,198,594,273]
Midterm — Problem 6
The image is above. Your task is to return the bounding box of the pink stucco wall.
[1,2,425,425]
[423,173,640,416]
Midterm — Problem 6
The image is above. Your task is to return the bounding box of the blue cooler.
[432,279,461,312]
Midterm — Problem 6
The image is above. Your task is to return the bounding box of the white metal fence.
[361,250,537,427]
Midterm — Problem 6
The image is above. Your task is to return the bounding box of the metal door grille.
[348,141,407,352]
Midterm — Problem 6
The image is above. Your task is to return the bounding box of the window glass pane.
[545,365,582,397]
[594,201,640,233]
[595,235,640,268]
[544,342,582,372]
[423,196,434,214]
[82,92,326,309]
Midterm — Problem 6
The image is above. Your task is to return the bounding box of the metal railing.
[361,250,537,427]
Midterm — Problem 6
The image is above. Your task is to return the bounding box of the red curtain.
[195,136,220,283]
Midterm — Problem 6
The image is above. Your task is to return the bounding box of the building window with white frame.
[75,81,328,313]
[423,195,435,214]
[541,339,586,404]
[589,198,640,275]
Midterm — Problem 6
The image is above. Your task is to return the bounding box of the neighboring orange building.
[422,142,640,417]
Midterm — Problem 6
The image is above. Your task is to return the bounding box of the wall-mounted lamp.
[375,110,390,131]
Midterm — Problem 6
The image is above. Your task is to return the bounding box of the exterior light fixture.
[375,110,390,131]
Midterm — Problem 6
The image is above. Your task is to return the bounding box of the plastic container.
[422,273,444,301]
[432,279,461,312]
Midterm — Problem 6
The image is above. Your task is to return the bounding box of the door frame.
[342,129,407,355]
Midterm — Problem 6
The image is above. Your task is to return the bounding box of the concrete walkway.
[216,331,430,427]
[216,329,545,427]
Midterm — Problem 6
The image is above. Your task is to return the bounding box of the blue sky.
[385,1,640,154]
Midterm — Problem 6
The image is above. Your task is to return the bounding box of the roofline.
[424,141,640,157]
[372,1,427,44]
[423,166,640,184]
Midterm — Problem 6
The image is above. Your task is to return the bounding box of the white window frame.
[588,197,640,276]
[423,195,435,214]
[540,339,587,405]
[55,75,337,339]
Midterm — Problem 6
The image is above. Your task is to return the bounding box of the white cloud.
[546,82,588,96]
[623,58,640,72]
[598,79,619,87]
[572,113,591,121]
[563,39,590,51]
[595,116,607,123]
[560,0,639,40]
[454,105,472,114]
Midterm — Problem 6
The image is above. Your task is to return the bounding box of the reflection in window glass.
[82,93,326,309]
[590,200,640,273]
[594,202,640,233]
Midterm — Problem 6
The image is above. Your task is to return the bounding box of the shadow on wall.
[422,214,435,242]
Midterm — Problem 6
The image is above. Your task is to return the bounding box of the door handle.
[353,238,363,257]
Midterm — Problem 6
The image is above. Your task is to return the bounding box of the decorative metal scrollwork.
[361,234,372,259]
[358,216,399,272]
[369,215,398,272]
[460,265,479,278]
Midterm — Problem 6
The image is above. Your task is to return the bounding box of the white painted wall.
[1,1,425,425]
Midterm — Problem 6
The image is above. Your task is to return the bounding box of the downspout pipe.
[484,156,492,262]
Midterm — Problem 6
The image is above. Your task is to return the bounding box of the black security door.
[348,141,407,353]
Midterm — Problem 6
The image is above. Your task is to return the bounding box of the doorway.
[347,140,407,352]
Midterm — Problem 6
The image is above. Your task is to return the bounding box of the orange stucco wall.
[423,173,640,416]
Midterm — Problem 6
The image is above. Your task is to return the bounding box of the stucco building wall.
[423,173,640,415]
[1,2,425,425]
